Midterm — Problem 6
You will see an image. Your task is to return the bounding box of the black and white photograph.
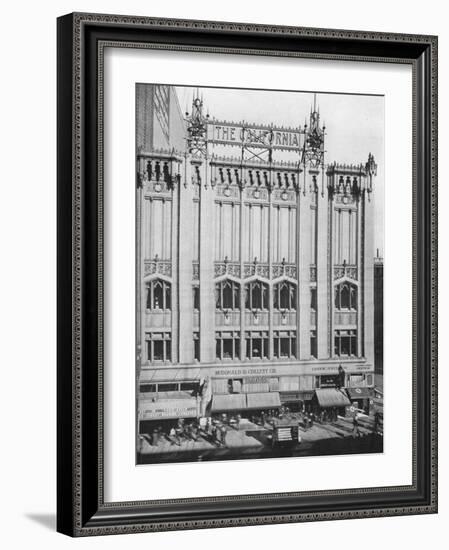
[135,84,384,464]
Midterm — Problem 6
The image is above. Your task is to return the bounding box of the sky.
[175,85,384,256]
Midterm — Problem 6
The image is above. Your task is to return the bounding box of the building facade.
[136,85,379,431]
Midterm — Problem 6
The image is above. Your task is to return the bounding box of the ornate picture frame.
[57,12,437,536]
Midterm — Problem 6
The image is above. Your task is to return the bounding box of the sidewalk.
[139,413,381,458]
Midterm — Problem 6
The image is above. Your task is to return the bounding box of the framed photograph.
[57,12,438,536]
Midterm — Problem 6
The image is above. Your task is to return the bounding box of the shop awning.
[246,392,281,410]
[211,394,246,412]
[346,387,374,400]
[315,388,350,408]
[139,397,198,420]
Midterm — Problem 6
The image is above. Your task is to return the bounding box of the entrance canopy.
[211,394,246,412]
[315,388,350,408]
[246,392,281,410]
[346,387,374,400]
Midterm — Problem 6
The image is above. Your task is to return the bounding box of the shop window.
[157,382,178,392]
[273,280,297,310]
[334,329,357,357]
[273,330,296,359]
[180,382,198,393]
[245,331,269,360]
[216,279,240,310]
[146,332,172,362]
[334,282,357,311]
[146,279,171,310]
[216,331,240,360]
[140,384,156,393]
[245,280,268,310]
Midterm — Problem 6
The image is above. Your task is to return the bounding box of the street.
[137,412,383,464]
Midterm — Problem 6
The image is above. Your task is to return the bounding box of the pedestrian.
[373,411,381,434]
[236,414,241,430]
[220,425,227,446]
[169,426,177,446]
[352,413,361,438]
[174,425,182,446]
[304,413,309,431]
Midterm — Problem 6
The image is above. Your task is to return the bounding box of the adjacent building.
[374,250,384,375]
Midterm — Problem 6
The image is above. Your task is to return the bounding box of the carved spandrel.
[144,259,172,277]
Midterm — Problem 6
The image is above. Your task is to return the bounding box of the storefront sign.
[214,367,277,377]
[319,375,339,388]
[140,400,198,420]
[209,124,302,150]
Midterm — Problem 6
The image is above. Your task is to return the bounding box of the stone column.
[177,157,194,364]
[317,170,330,358]
[239,185,245,360]
[198,160,216,362]
[297,174,311,359]
[268,187,274,359]
[362,187,375,365]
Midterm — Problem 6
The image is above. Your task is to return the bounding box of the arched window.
[245,280,268,310]
[273,281,297,311]
[146,279,171,310]
[334,282,357,311]
[215,280,240,310]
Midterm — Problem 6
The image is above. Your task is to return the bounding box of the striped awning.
[346,387,374,400]
[139,398,198,420]
[315,388,350,408]
[211,393,246,412]
[246,392,281,410]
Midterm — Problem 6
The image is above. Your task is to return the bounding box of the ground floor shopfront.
[137,358,375,433]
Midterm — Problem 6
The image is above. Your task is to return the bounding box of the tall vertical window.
[310,287,317,310]
[216,331,240,360]
[245,280,269,310]
[334,329,357,357]
[245,331,269,360]
[310,330,317,358]
[334,282,357,310]
[333,207,357,265]
[273,281,296,310]
[215,280,240,310]
[146,279,171,310]
[193,332,200,361]
[273,330,297,359]
[193,285,200,310]
[146,332,171,362]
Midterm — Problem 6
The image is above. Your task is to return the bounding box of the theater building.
[136,84,378,431]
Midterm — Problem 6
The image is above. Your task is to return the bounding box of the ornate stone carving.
[144,258,172,277]
[214,260,241,278]
[334,263,357,281]
[272,261,297,279]
[243,261,269,278]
